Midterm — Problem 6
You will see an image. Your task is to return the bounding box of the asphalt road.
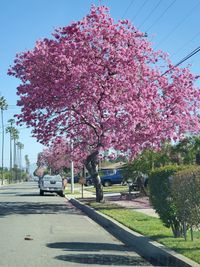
[0,182,155,267]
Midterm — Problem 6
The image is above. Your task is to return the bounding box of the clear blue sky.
[0,0,200,167]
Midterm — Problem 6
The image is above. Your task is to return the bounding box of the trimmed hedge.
[149,165,187,237]
[149,165,200,238]
[172,166,200,240]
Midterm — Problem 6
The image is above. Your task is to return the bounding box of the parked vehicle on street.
[125,173,149,192]
[39,174,64,197]
[100,168,124,186]
[84,176,93,186]
[67,176,79,184]
[84,169,125,187]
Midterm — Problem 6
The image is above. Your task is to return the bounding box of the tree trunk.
[85,150,104,202]
[171,221,183,238]
[190,227,194,241]
[196,152,200,165]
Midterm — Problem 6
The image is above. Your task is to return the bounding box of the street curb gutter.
[69,198,200,267]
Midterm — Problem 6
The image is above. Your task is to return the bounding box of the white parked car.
[39,174,64,197]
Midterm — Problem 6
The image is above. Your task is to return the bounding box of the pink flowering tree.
[9,6,200,201]
[38,137,83,173]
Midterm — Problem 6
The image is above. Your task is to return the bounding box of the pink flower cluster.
[37,137,85,172]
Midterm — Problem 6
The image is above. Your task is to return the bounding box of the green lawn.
[85,184,129,193]
[64,188,81,198]
[88,201,200,264]
[64,188,80,194]
[64,186,93,198]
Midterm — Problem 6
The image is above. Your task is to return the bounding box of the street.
[0,182,155,267]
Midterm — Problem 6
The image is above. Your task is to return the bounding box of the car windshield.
[43,175,62,181]
[99,169,114,176]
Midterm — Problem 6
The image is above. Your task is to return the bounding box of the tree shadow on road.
[17,193,56,196]
[0,191,19,195]
[0,201,81,217]
[47,242,152,266]
[55,253,151,266]
[0,186,37,191]
[47,241,131,252]
[47,242,161,266]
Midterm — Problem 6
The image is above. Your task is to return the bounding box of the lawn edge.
[68,197,200,267]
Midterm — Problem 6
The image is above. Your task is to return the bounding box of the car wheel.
[58,191,65,197]
[40,189,44,196]
[104,181,111,187]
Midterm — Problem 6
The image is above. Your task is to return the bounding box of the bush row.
[149,165,200,239]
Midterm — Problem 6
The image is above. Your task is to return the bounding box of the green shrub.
[4,172,11,180]
[172,166,200,240]
[149,165,187,237]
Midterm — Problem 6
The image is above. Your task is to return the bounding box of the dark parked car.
[84,169,124,187]
[67,176,80,183]
[100,168,124,186]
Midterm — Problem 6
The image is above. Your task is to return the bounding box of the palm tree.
[11,128,19,181]
[25,154,30,174]
[6,119,15,183]
[172,137,198,165]
[0,96,8,185]
[16,141,24,181]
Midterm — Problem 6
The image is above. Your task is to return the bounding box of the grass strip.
[85,185,129,193]
[64,188,81,198]
[88,202,200,264]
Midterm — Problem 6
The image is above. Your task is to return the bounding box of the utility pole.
[70,140,74,193]
[70,160,74,193]
[6,119,15,183]
[0,96,8,185]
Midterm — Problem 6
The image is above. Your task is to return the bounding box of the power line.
[155,1,200,49]
[161,46,200,76]
[138,0,162,28]
[131,0,149,22]
[146,0,177,32]
[121,0,135,19]
[174,46,200,67]
[171,29,200,58]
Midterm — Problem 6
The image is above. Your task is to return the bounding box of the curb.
[69,198,200,267]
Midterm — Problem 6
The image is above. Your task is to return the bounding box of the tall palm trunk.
[0,97,7,185]
[1,109,4,185]
[10,131,12,183]
[13,139,17,181]
[6,119,15,183]
[19,147,22,181]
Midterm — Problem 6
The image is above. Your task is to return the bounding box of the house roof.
[99,161,127,170]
